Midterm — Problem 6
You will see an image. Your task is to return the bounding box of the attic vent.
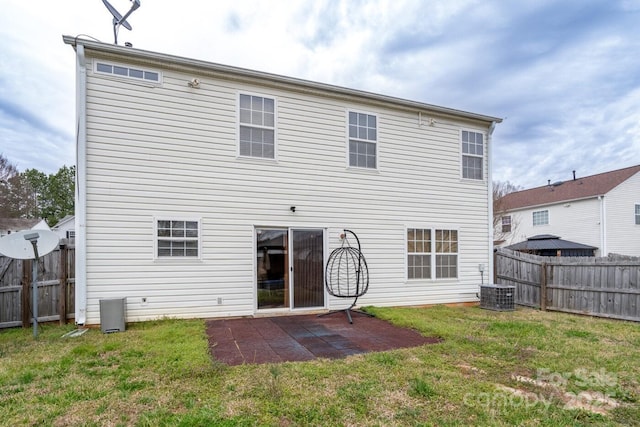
[95,62,161,83]
[551,181,563,187]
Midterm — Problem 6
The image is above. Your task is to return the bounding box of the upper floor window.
[156,219,200,258]
[407,228,458,280]
[461,131,484,180]
[635,204,640,225]
[501,216,512,233]
[239,94,275,159]
[348,111,377,169]
[533,210,549,226]
[95,62,160,83]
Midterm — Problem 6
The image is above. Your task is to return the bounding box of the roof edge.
[63,35,502,124]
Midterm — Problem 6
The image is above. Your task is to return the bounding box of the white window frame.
[237,92,277,160]
[501,216,512,233]
[347,110,378,169]
[635,204,640,225]
[94,61,162,84]
[406,227,459,281]
[533,210,549,226]
[154,217,201,260]
[460,130,485,180]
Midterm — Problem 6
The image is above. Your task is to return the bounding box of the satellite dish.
[0,230,60,260]
[101,0,141,44]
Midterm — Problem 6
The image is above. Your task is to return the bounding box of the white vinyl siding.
[605,172,640,256]
[80,54,493,324]
[238,93,276,159]
[461,130,484,180]
[533,210,549,226]
[348,111,377,169]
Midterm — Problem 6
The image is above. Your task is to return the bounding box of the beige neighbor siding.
[605,171,640,257]
[82,54,493,324]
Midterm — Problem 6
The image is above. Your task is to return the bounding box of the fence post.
[493,249,498,284]
[21,259,31,328]
[540,262,547,311]
[59,244,68,325]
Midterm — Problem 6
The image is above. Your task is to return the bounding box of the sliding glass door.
[292,229,325,309]
[256,228,324,310]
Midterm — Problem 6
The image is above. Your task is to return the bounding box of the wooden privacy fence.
[495,248,640,322]
[0,242,75,329]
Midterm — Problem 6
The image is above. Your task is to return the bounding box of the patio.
[206,311,442,365]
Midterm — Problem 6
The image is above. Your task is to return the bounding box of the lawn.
[0,306,638,426]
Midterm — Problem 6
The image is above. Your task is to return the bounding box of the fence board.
[495,248,640,322]
[0,243,75,329]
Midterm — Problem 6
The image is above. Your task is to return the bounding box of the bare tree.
[493,180,521,244]
[0,154,19,217]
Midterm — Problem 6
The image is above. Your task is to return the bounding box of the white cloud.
[0,0,638,188]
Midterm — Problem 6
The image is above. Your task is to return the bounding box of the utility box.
[480,284,515,311]
[100,298,126,333]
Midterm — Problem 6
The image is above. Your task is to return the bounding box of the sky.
[0,0,639,190]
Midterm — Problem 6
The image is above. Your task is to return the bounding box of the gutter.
[487,121,497,285]
[599,196,607,256]
[74,42,88,325]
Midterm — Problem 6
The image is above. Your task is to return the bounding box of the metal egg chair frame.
[320,229,372,323]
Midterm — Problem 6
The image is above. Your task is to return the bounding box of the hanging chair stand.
[319,229,373,324]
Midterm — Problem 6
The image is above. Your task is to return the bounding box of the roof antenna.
[101,0,141,45]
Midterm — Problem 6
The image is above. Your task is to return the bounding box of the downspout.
[487,121,497,285]
[599,196,607,256]
[75,43,87,325]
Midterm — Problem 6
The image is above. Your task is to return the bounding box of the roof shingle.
[499,165,640,211]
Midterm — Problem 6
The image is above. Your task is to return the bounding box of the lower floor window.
[407,228,458,279]
[156,219,200,258]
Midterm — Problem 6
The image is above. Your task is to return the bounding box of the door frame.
[254,226,327,313]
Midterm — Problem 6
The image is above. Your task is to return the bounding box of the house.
[496,165,640,257]
[0,218,49,238]
[52,215,75,242]
[63,36,502,326]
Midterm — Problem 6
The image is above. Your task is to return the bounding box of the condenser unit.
[480,285,515,311]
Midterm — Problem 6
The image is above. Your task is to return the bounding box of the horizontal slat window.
[95,62,161,83]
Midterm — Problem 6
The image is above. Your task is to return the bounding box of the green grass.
[1,307,638,426]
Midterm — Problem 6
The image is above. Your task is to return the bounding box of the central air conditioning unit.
[480,284,515,311]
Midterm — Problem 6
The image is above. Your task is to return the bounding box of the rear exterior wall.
[81,52,492,324]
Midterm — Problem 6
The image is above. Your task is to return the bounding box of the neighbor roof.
[62,36,502,126]
[0,218,42,231]
[500,164,640,211]
[505,235,597,252]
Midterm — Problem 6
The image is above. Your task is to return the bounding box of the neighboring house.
[496,165,640,257]
[0,218,49,238]
[52,215,76,242]
[64,36,502,326]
